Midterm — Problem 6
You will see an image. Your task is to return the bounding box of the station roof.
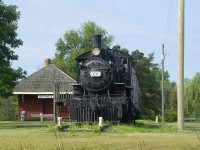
[13,63,76,94]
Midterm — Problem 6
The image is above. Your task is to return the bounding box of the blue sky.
[4,0,200,82]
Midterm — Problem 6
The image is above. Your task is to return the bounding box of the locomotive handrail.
[114,82,133,89]
[70,83,80,86]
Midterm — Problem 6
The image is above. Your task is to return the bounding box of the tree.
[169,83,177,111]
[184,73,200,117]
[0,0,26,97]
[163,80,177,122]
[52,21,114,77]
[131,49,178,120]
[131,50,161,117]
[0,96,18,120]
[163,81,177,111]
[112,45,129,54]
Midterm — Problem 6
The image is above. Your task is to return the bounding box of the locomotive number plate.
[90,71,101,77]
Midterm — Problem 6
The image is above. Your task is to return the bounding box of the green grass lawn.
[0,121,200,150]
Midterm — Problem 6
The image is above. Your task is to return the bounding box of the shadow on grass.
[0,121,20,129]
[101,120,177,133]
[135,122,163,129]
[1,120,200,134]
[0,121,53,130]
[185,122,200,130]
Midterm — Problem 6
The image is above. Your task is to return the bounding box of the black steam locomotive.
[67,35,141,122]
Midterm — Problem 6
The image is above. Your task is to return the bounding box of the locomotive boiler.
[66,35,141,122]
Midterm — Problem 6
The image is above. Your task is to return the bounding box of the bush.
[196,118,200,122]
[0,96,18,121]
[165,110,177,122]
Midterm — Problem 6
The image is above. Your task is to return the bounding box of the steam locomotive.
[66,35,141,122]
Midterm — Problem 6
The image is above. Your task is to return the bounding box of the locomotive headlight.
[92,47,100,56]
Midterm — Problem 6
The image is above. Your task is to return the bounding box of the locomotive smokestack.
[92,34,101,48]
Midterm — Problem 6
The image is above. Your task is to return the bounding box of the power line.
[161,0,174,123]
[164,0,174,51]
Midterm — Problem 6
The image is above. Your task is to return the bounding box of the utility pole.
[161,44,165,123]
[178,0,184,130]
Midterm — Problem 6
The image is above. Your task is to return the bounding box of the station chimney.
[44,58,51,66]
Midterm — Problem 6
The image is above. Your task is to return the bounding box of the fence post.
[156,115,158,123]
[57,117,62,130]
[99,117,103,130]
[40,113,43,124]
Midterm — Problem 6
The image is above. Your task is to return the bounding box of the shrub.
[165,110,177,122]
[0,96,18,121]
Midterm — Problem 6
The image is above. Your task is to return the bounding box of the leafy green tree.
[112,45,129,54]
[131,50,177,120]
[0,0,26,97]
[168,82,177,111]
[184,78,191,86]
[0,96,18,120]
[131,50,144,67]
[157,70,177,112]
[184,73,200,117]
[163,80,177,122]
[52,21,114,77]
[131,50,161,117]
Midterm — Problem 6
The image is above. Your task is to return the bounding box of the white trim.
[13,92,53,94]
[13,92,73,94]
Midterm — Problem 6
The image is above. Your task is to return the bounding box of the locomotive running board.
[114,83,132,89]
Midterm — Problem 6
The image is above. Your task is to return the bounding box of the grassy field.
[0,121,200,150]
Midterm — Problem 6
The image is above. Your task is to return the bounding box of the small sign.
[90,71,101,77]
[38,95,53,99]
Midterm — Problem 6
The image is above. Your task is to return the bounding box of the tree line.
[0,1,199,121]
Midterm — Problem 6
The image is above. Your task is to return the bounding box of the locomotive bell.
[92,35,101,56]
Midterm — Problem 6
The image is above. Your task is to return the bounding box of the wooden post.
[161,44,165,123]
[53,84,56,124]
[40,113,43,124]
[177,0,185,130]
[99,117,103,130]
[53,83,60,124]
[156,115,158,123]
[57,117,62,128]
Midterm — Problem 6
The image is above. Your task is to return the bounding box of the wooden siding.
[18,94,70,121]
[18,95,53,120]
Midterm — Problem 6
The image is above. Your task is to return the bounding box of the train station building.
[13,59,75,121]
